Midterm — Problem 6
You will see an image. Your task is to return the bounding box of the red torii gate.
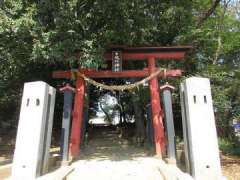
[53,46,191,159]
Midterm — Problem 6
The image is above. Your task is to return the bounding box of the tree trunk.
[197,0,221,27]
[120,101,127,124]
[116,91,126,126]
[128,62,145,144]
[99,103,112,123]
[131,91,145,144]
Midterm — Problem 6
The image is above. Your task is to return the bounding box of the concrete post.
[12,81,56,179]
[180,77,223,180]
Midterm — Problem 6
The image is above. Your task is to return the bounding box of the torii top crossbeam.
[53,46,192,79]
[104,45,192,60]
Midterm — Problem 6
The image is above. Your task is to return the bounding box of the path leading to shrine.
[0,126,239,179]
[66,126,192,180]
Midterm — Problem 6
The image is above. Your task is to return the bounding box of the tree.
[0,0,239,140]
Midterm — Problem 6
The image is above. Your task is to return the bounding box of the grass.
[175,136,240,157]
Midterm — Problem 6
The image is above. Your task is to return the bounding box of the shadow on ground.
[78,126,154,162]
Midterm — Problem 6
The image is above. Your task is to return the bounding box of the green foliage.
[219,138,240,156]
[0,0,240,140]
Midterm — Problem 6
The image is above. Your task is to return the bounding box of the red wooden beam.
[70,77,85,158]
[148,57,166,157]
[107,45,192,51]
[104,45,192,60]
[53,71,72,79]
[104,52,185,60]
[53,69,182,79]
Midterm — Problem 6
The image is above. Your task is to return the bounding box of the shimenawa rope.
[71,68,166,91]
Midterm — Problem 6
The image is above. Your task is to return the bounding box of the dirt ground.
[0,135,14,180]
[67,127,190,180]
[0,127,240,180]
[221,155,240,180]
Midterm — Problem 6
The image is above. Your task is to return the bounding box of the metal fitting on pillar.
[160,82,176,164]
[60,83,76,92]
[160,82,175,91]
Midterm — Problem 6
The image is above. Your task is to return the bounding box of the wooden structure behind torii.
[53,46,192,159]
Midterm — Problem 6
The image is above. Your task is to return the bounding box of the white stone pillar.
[12,81,56,180]
[180,77,223,180]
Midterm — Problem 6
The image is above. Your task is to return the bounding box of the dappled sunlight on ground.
[221,155,240,180]
[78,126,153,161]
[67,126,193,180]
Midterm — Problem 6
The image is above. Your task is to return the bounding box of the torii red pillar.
[148,57,166,157]
[69,77,85,158]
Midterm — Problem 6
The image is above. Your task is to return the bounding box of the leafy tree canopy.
[0,0,239,138]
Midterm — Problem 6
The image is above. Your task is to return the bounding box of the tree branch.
[197,0,222,27]
[99,103,112,123]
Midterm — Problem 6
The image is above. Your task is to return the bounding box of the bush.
[219,138,240,156]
